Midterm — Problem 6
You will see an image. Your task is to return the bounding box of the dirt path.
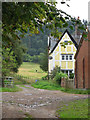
[2,85,88,119]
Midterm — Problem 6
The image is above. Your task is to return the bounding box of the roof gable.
[74,32,88,59]
[49,29,78,54]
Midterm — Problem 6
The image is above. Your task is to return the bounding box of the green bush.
[42,75,48,80]
[54,72,68,84]
[69,73,74,79]
[50,66,61,79]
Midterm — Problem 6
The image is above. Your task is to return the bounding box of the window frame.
[61,54,73,61]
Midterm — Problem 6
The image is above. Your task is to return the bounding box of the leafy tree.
[39,50,48,72]
[2,33,26,76]
[3,2,85,40]
[23,53,32,62]
[2,2,87,78]
[2,47,17,77]
[50,66,61,79]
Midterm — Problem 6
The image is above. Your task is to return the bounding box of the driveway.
[2,85,88,118]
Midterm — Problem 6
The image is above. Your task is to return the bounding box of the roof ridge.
[49,29,78,54]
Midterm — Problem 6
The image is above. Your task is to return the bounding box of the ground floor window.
[61,70,73,76]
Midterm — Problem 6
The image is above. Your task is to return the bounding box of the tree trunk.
[2,77,4,87]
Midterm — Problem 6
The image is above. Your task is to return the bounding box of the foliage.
[39,50,48,71]
[32,80,62,90]
[42,75,49,80]
[2,33,26,77]
[20,26,48,56]
[32,55,40,63]
[2,2,86,40]
[69,73,74,79]
[2,2,87,79]
[23,54,41,63]
[54,72,68,84]
[23,53,32,62]
[13,74,31,85]
[2,47,17,77]
[56,98,89,118]
[32,79,90,94]
[50,66,61,79]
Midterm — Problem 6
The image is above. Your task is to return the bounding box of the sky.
[56,0,90,21]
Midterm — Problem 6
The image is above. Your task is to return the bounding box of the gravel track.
[2,85,88,119]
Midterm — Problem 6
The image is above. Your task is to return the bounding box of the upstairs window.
[61,54,73,61]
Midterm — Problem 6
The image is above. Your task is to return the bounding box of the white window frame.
[61,54,73,61]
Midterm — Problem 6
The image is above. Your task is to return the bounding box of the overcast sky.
[56,0,90,21]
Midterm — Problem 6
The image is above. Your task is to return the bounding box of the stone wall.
[61,77,74,89]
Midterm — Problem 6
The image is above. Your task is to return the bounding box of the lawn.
[16,62,47,83]
[56,98,89,118]
[0,85,22,92]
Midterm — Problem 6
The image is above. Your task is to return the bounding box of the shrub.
[50,66,61,79]
[54,72,68,84]
[42,75,48,80]
[69,73,74,79]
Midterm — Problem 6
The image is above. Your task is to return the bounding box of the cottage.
[74,31,90,89]
[48,29,78,76]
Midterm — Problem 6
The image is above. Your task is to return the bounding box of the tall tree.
[2,2,87,78]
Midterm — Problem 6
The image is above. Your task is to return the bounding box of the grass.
[56,98,89,118]
[0,85,22,92]
[32,80,63,90]
[16,62,47,84]
[1,62,46,92]
[61,88,90,94]
[32,80,90,94]
[23,113,33,120]
[20,85,32,89]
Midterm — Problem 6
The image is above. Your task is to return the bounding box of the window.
[66,55,68,60]
[62,70,64,73]
[66,70,68,74]
[69,71,72,74]
[64,40,68,43]
[61,54,73,61]
[62,55,65,60]
[69,55,72,60]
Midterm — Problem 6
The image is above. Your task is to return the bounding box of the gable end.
[49,29,78,54]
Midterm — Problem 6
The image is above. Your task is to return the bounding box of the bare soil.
[2,85,88,119]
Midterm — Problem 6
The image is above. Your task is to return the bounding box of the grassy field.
[56,98,89,118]
[16,62,47,83]
[1,62,47,92]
